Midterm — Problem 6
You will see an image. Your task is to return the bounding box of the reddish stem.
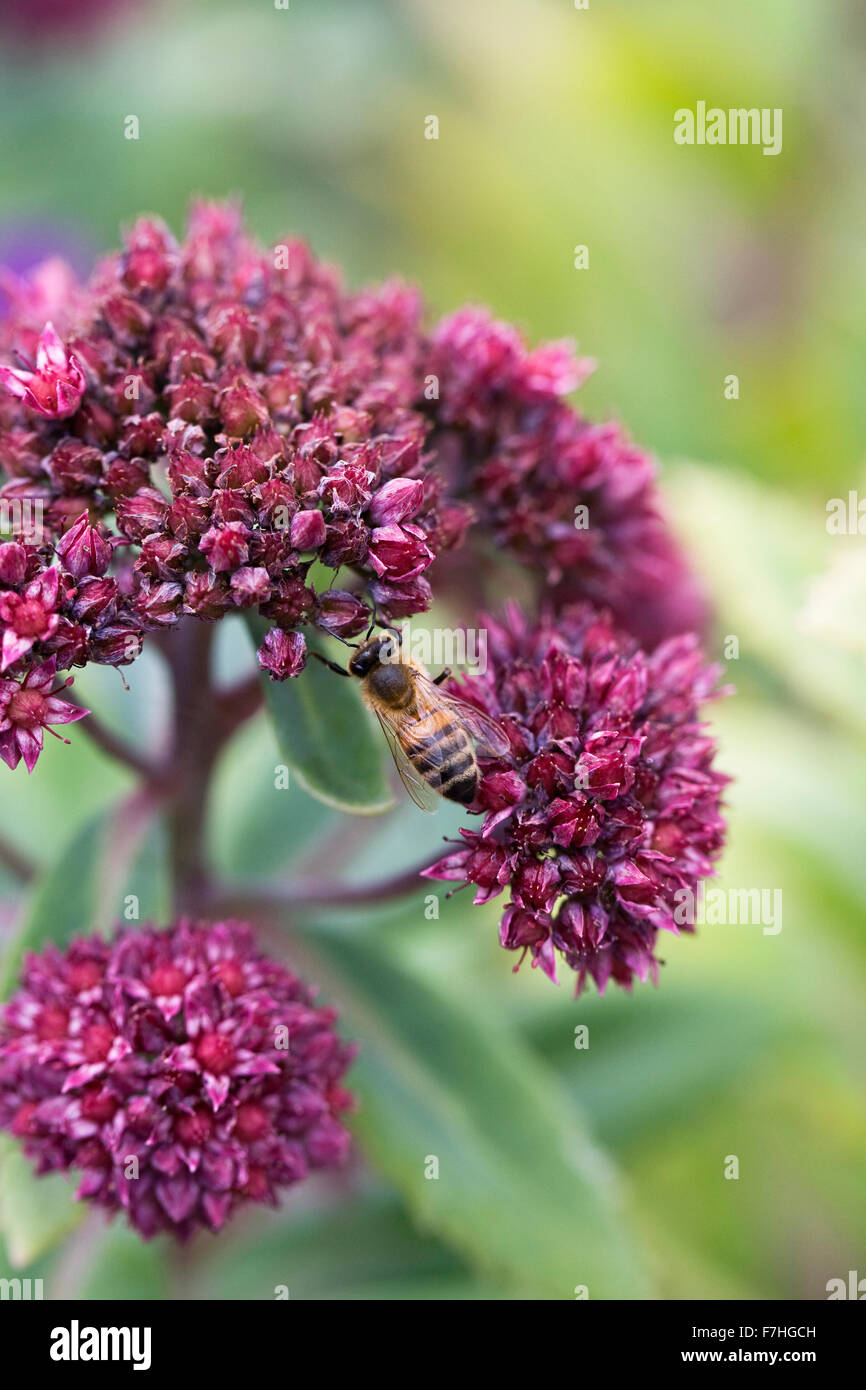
[68,698,164,783]
[207,859,433,918]
[0,833,34,883]
[162,620,218,915]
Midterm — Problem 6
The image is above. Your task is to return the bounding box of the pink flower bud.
[88,619,144,666]
[0,323,86,419]
[218,376,269,437]
[318,464,375,514]
[184,571,230,619]
[519,340,595,399]
[56,512,112,579]
[368,477,424,526]
[0,542,28,587]
[368,523,433,582]
[121,217,177,294]
[115,489,169,543]
[314,590,369,637]
[257,627,306,680]
[70,577,118,624]
[135,581,182,628]
[199,522,250,573]
[290,509,326,551]
[230,566,271,606]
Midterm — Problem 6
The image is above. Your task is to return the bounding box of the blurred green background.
[1,0,865,1300]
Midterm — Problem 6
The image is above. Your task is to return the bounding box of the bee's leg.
[432,667,452,686]
[311,651,351,678]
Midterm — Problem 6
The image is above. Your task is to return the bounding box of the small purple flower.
[0,565,61,670]
[423,603,728,994]
[0,919,356,1241]
[0,657,88,772]
[257,627,306,680]
[0,322,85,420]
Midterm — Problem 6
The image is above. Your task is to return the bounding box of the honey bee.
[315,634,509,812]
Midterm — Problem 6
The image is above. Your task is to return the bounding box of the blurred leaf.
[0,1136,83,1269]
[245,619,393,816]
[669,463,866,735]
[0,810,107,999]
[78,1226,171,1301]
[0,798,166,1000]
[122,817,172,925]
[529,988,795,1149]
[209,715,336,880]
[293,927,651,1299]
[192,1191,503,1301]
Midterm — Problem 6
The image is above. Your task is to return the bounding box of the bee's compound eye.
[349,642,380,677]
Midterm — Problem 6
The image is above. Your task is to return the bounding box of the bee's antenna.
[311,651,351,678]
[367,608,402,640]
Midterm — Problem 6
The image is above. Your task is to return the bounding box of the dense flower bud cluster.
[424,604,727,994]
[0,920,355,1239]
[0,202,471,761]
[0,204,716,773]
[424,308,708,648]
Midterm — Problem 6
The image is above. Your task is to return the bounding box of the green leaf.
[0,799,166,1000]
[0,1136,84,1268]
[245,617,393,816]
[209,715,336,880]
[191,1191,501,1301]
[0,811,106,999]
[78,1226,171,1301]
[668,462,866,736]
[530,988,795,1148]
[292,927,651,1299]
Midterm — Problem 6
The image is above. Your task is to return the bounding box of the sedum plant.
[0,204,726,1245]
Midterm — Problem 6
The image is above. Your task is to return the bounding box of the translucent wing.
[411,672,511,758]
[373,708,440,814]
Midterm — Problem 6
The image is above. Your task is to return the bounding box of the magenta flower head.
[0,919,356,1240]
[423,604,728,994]
[0,0,137,46]
[425,308,708,648]
[0,202,470,774]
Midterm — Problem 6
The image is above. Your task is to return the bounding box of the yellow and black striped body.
[351,641,480,805]
[402,705,479,805]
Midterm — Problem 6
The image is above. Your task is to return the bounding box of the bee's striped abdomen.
[408,713,478,805]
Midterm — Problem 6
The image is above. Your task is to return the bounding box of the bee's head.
[348,634,400,677]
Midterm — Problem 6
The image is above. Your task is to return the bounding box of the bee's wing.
[373,708,440,814]
[412,673,511,758]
